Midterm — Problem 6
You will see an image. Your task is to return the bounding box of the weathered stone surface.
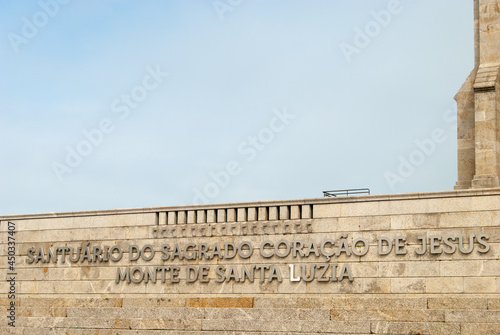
[489,297,500,310]
[445,310,500,323]
[201,319,369,333]
[461,323,500,335]
[2,189,500,334]
[464,277,497,293]
[456,0,500,189]
[67,307,204,319]
[390,278,426,294]
[331,309,445,322]
[188,297,253,308]
[345,297,428,310]
[427,297,488,310]
[66,331,371,335]
[122,297,186,308]
[371,321,460,335]
[426,277,464,293]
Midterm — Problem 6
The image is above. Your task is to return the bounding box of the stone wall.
[1,189,499,334]
[455,0,500,189]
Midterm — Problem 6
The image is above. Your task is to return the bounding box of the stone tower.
[455,0,500,189]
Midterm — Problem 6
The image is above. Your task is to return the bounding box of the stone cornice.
[2,188,500,221]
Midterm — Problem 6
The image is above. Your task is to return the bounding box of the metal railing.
[323,188,370,197]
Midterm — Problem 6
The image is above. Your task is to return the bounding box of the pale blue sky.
[0,0,473,214]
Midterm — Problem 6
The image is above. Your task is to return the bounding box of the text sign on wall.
[26,233,491,284]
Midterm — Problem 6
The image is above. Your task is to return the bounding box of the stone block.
[340,202,380,217]
[269,206,279,220]
[296,297,338,309]
[350,262,378,278]
[311,218,341,233]
[196,210,206,223]
[207,210,216,223]
[227,208,236,222]
[427,297,488,310]
[481,259,500,276]
[464,277,497,293]
[68,307,204,319]
[198,281,235,294]
[279,206,290,220]
[426,277,464,293]
[18,316,127,329]
[346,298,427,310]
[378,199,405,216]
[67,330,113,335]
[337,217,361,232]
[177,211,187,224]
[407,261,440,277]
[167,212,177,225]
[304,278,390,295]
[359,216,391,231]
[290,206,300,219]
[312,204,340,219]
[201,319,369,333]
[331,309,444,322]
[22,297,123,308]
[247,207,257,221]
[217,209,226,223]
[122,298,186,308]
[300,320,370,334]
[431,197,472,213]
[232,280,279,294]
[187,211,197,224]
[203,307,329,321]
[187,297,253,308]
[461,323,500,335]
[413,213,440,228]
[237,208,247,222]
[6,327,66,335]
[439,211,492,228]
[390,278,426,293]
[440,260,482,277]
[371,321,460,335]
[277,280,307,294]
[445,310,500,323]
[158,212,167,225]
[471,195,500,211]
[489,298,500,310]
[301,205,312,219]
[378,262,407,277]
[130,319,201,330]
[258,207,268,221]
[253,297,298,309]
[389,215,413,230]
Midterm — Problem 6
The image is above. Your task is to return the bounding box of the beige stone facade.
[456,0,500,189]
[1,189,499,334]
